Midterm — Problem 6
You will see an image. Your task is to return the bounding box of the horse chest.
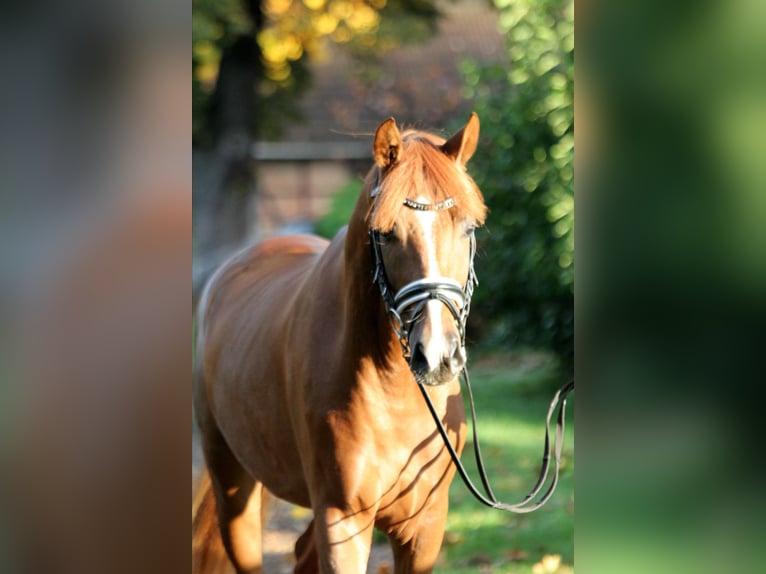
[327,387,463,531]
[366,424,459,537]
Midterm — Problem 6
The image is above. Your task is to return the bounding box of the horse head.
[367,113,487,385]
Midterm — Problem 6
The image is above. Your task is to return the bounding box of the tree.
[464,0,574,369]
[192,0,442,280]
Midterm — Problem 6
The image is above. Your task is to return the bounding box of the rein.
[368,178,574,513]
[419,372,574,513]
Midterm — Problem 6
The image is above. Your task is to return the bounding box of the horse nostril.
[450,348,465,372]
[442,336,464,373]
[410,342,429,374]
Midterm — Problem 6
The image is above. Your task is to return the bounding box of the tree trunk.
[193,29,262,294]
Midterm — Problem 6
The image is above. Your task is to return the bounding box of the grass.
[436,353,575,573]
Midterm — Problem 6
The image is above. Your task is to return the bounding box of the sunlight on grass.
[467,417,557,444]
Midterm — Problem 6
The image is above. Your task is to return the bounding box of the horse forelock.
[365,132,487,233]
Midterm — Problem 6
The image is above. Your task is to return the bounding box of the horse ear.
[442,112,480,166]
[373,117,403,169]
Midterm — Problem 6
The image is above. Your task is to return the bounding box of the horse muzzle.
[409,330,466,386]
[386,277,468,386]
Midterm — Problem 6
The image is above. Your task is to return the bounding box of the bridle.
[369,218,477,370]
[368,171,574,513]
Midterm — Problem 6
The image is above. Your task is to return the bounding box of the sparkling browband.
[403,197,456,211]
[370,184,456,213]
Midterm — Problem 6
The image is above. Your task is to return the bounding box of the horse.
[193,113,488,573]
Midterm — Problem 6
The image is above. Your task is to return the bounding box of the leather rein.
[368,179,574,513]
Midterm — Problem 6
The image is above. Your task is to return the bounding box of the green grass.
[437,354,575,573]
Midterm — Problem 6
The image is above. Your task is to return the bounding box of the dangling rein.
[369,191,574,513]
[420,371,573,513]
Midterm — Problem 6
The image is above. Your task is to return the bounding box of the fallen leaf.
[468,553,492,566]
[542,554,561,571]
[532,553,562,573]
[443,531,464,546]
[506,548,529,561]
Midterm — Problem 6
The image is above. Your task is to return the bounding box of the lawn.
[436,352,574,573]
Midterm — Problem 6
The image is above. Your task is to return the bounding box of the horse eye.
[380,224,397,242]
[463,222,477,237]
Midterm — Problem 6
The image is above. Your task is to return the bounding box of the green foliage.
[314,179,362,239]
[464,0,573,368]
[193,0,313,145]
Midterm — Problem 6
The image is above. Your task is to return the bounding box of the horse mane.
[366,131,487,232]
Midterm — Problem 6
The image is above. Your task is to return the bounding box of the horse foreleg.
[197,406,266,573]
[312,506,375,574]
[293,518,318,573]
[389,495,450,574]
[213,477,266,574]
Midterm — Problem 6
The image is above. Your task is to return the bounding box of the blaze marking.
[413,197,445,370]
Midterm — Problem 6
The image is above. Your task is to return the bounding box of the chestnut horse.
[193,114,487,573]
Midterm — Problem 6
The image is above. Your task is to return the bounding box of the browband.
[370,182,456,213]
[403,197,456,211]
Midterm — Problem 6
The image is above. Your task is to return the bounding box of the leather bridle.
[368,172,574,513]
[368,223,477,370]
